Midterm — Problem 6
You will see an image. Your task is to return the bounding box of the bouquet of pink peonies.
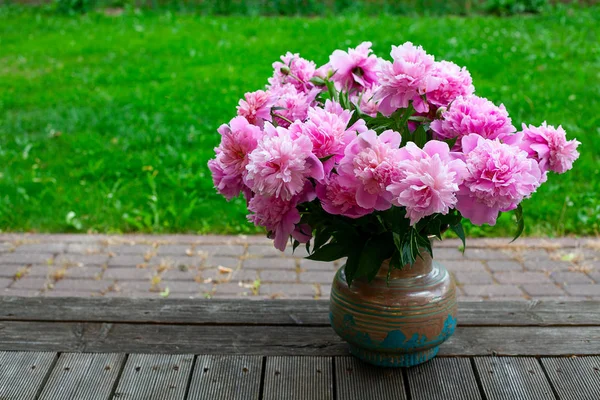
[208,41,580,284]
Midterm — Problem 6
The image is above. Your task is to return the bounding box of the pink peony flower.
[337,129,402,210]
[207,116,263,200]
[293,102,361,161]
[456,134,542,226]
[352,87,379,117]
[208,157,245,201]
[245,123,324,201]
[236,90,276,127]
[316,173,373,219]
[430,95,516,151]
[329,41,380,91]
[374,42,441,115]
[270,85,317,128]
[426,61,474,108]
[268,52,316,94]
[387,141,467,225]
[247,184,316,251]
[518,122,580,175]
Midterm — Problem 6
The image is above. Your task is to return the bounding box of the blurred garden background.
[0,0,598,237]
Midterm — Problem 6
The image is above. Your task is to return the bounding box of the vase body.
[329,252,457,367]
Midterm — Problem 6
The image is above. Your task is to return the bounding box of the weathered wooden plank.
[263,356,333,400]
[1,322,600,357]
[1,297,599,327]
[335,356,407,400]
[541,357,600,400]
[187,355,262,400]
[407,357,482,400]
[38,353,125,400]
[112,354,195,400]
[475,357,555,400]
[0,352,57,399]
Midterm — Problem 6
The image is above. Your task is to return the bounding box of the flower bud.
[279,66,291,75]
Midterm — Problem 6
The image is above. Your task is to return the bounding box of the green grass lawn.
[0,7,598,236]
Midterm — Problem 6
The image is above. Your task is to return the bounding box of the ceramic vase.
[329,252,457,367]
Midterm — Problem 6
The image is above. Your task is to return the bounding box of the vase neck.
[377,252,433,279]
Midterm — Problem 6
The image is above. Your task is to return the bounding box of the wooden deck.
[0,297,599,399]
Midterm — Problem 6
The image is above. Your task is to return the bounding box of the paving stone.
[11,278,51,290]
[55,254,109,267]
[0,253,54,265]
[521,284,566,297]
[461,285,524,297]
[260,270,298,283]
[149,256,203,269]
[588,271,600,283]
[41,291,101,298]
[283,245,310,258]
[108,255,146,267]
[298,259,337,271]
[464,249,514,261]
[452,271,494,285]
[563,284,600,297]
[2,288,40,297]
[160,281,212,294]
[433,247,466,260]
[523,260,572,272]
[299,271,335,284]
[203,256,240,269]
[63,267,104,279]
[550,271,594,285]
[0,278,13,289]
[212,282,253,296]
[103,291,159,299]
[230,269,259,282]
[107,244,154,255]
[196,244,245,257]
[113,280,153,293]
[530,296,591,302]
[157,244,194,255]
[104,267,153,280]
[14,243,66,253]
[243,257,296,270]
[201,268,234,283]
[318,284,332,299]
[246,245,284,258]
[66,243,105,254]
[441,260,486,272]
[260,283,317,298]
[494,271,552,284]
[0,265,25,278]
[487,261,523,272]
[160,267,199,281]
[457,296,486,302]
[519,249,551,261]
[53,279,113,292]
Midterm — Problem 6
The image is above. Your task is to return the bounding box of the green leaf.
[393,231,402,252]
[313,227,333,252]
[416,233,433,258]
[450,221,466,253]
[428,218,443,240]
[292,239,300,253]
[511,204,525,243]
[355,234,394,283]
[444,137,458,150]
[307,242,347,261]
[413,125,428,148]
[344,249,361,287]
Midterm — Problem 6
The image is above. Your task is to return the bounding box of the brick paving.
[0,234,599,301]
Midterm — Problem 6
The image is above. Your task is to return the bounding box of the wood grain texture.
[541,357,600,400]
[112,354,195,400]
[2,297,599,327]
[335,356,407,400]
[474,357,555,400]
[0,352,57,400]
[38,353,125,400]
[263,356,333,400]
[187,355,262,400]
[1,321,599,357]
[406,357,482,400]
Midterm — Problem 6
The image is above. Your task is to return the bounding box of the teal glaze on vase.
[329,252,457,367]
